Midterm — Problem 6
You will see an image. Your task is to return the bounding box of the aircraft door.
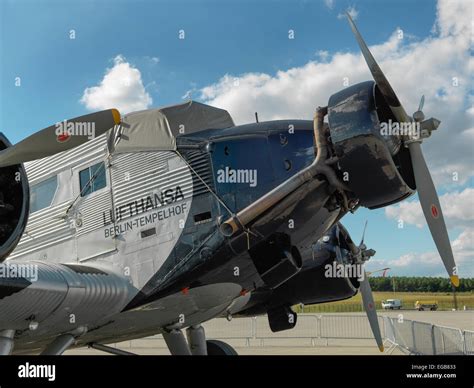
[72,158,116,261]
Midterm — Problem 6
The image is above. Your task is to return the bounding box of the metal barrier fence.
[121,314,472,355]
[464,330,474,355]
[205,314,385,346]
[383,316,472,355]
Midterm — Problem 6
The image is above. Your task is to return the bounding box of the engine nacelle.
[327,81,416,209]
[238,257,358,319]
[269,257,358,307]
[248,233,302,289]
[236,224,360,318]
[0,133,29,262]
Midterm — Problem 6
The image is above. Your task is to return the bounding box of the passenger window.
[30,176,58,212]
[79,162,106,197]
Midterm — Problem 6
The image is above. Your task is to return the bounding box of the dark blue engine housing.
[328,81,416,209]
[0,133,29,262]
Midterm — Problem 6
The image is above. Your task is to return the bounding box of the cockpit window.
[30,175,58,213]
[79,162,106,197]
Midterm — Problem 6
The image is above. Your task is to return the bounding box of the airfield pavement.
[65,311,473,355]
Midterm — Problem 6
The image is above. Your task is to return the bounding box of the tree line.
[368,277,474,292]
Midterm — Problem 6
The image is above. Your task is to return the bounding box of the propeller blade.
[360,220,368,246]
[334,224,344,262]
[360,271,384,352]
[345,13,410,123]
[407,141,459,287]
[335,245,344,263]
[346,13,458,287]
[418,95,425,112]
[0,109,121,168]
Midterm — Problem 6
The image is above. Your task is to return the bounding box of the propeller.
[0,109,121,168]
[359,269,384,352]
[345,13,459,287]
[359,220,368,248]
[335,223,383,352]
[354,226,383,352]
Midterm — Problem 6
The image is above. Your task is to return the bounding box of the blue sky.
[1,0,437,134]
[1,0,472,277]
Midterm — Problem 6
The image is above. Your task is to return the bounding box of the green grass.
[294,292,474,313]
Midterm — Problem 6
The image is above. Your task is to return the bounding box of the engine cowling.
[328,80,416,209]
[248,233,302,289]
[237,255,358,321]
[236,224,360,320]
[0,133,29,262]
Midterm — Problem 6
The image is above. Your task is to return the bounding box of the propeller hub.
[413,110,425,122]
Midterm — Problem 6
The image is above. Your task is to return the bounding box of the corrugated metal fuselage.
[7,120,344,352]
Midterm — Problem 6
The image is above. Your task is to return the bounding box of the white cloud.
[315,50,330,61]
[80,55,152,114]
[338,6,358,20]
[324,0,334,10]
[367,227,474,277]
[182,82,198,100]
[148,56,160,64]
[385,188,474,229]
[377,186,474,277]
[182,90,193,100]
[200,0,473,186]
[200,0,473,279]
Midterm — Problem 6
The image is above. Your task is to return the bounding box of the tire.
[206,340,238,356]
[419,308,424,311]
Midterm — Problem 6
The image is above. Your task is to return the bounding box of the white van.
[381,299,402,310]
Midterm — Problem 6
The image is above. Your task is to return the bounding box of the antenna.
[255,112,259,123]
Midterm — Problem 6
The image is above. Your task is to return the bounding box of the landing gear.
[186,325,207,355]
[206,340,238,356]
[40,326,87,355]
[41,334,75,355]
[163,325,238,356]
[0,330,15,355]
[163,329,192,355]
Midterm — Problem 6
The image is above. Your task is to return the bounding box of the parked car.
[415,301,438,311]
[381,299,402,310]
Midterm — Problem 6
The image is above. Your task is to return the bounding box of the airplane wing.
[0,261,137,354]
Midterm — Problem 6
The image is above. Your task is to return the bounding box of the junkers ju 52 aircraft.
[0,15,459,355]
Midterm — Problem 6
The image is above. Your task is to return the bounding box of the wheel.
[419,307,424,311]
[206,340,238,356]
